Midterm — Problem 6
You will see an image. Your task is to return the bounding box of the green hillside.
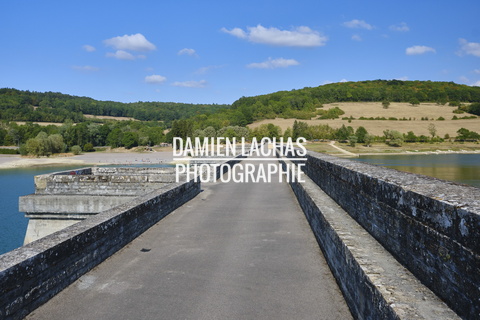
[228,80,480,123]
[0,88,229,125]
[1,80,479,152]
[2,80,479,130]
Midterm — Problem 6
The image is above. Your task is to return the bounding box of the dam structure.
[0,147,478,319]
[19,167,180,244]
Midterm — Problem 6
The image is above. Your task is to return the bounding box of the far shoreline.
[305,141,480,158]
[1,146,479,169]
[0,149,175,170]
[330,149,480,158]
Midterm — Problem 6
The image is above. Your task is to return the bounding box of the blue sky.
[1,0,479,104]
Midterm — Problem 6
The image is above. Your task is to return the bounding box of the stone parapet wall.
[34,167,178,195]
[92,167,174,175]
[278,154,460,319]
[284,148,479,319]
[0,179,200,320]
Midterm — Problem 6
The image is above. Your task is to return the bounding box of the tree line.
[2,117,478,157]
[0,120,167,156]
[0,88,229,125]
[165,118,480,148]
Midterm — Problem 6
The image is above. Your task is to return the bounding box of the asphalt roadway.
[26,158,352,320]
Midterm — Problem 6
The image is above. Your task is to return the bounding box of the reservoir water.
[0,155,479,255]
[355,153,480,188]
[0,164,171,256]
[0,166,81,255]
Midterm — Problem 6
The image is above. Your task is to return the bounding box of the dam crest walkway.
[26,157,352,319]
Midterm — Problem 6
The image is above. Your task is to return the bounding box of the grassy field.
[84,114,137,121]
[14,121,64,126]
[305,141,480,156]
[249,102,480,137]
[14,115,137,126]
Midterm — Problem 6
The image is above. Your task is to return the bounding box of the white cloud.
[322,79,351,85]
[145,75,167,84]
[343,19,374,30]
[459,76,480,87]
[351,34,362,41]
[221,24,327,47]
[172,80,207,88]
[395,76,409,81]
[247,57,299,69]
[82,45,96,52]
[178,48,197,56]
[474,69,480,74]
[221,27,247,39]
[72,65,99,72]
[457,38,480,57]
[389,22,410,32]
[195,65,224,75]
[406,45,436,55]
[104,33,156,52]
[106,50,136,60]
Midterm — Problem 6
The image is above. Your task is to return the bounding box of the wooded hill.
[0,88,229,125]
[227,80,480,125]
[1,80,480,130]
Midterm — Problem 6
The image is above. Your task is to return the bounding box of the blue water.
[0,166,81,255]
[0,164,173,256]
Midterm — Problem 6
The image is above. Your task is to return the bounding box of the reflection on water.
[355,154,480,188]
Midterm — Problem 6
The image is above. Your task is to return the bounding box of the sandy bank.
[0,151,174,169]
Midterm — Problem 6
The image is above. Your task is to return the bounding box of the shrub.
[317,107,345,119]
[364,134,374,147]
[24,132,66,156]
[71,145,82,155]
[83,143,95,152]
[355,126,368,143]
[468,102,480,116]
[348,135,358,147]
[410,98,420,106]
[122,132,138,149]
[384,130,404,147]
[405,131,418,143]
[418,135,429,142]
[19,144,28,156]
[456,128,480,141]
